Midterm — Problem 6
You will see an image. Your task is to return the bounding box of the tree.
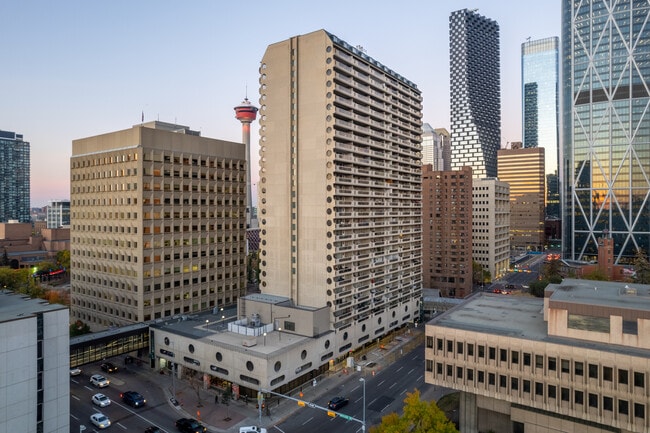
[56,250,70,271]
[70,320,91,336]
[633,248,650,284]
[582,268,607,281]
[529,279,548,298]
[370,389,458,433]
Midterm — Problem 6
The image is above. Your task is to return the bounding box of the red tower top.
[234,98,258,123]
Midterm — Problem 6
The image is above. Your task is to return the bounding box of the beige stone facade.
[472,178,510,280]
[425,279,650,433]
[70,122,246,329]
[421,166,473,298]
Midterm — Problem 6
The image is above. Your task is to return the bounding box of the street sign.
[338,414,353,421]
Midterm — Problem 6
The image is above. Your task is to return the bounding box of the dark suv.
[175,418,207,433]
[121,391,146,407]
[101,362,118,373]
[328,396,349,410]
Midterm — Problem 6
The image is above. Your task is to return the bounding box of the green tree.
[56,250,70,270]
[529,279,548,298]
[370,389,458,433]
[633,248,650,284]
[582,268,608,281]
[70,320,91,336]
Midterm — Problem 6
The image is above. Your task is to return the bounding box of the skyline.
[2,0,560,207]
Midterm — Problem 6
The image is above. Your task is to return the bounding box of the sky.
[1,0,560,207]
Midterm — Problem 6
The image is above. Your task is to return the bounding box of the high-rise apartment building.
[472,178,510,280]
[0,130,30,223]
[70,121,247,329]
[258,29,422,338]
[498,148,545,252]
[422,166,473,298]
[562,0,650,263]
[449,9,501,179]
[47,199,70,228]
[422,124,451,171]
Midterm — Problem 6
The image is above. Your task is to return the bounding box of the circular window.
[262,281,267,287]
[343,332,348,340]
[326,57,332,64]
[327,232,332,238]
[188,344,195,353]
[327,243,332,249]
[326,69,332,76]
[326,80,332,87]
[327,301,332,307]
[246,361,254,372]
[362,324,366,332]
[392,311,396,318]
[404,306,408,312]
[378,317,382,325]
[325,339,331,349]
[301,350,307,360]
[326,46,332,53]
[327,289,332,296]
[164,337,170,346]
[262,271,267,277]
[327,278,332,284]
[216,352,223,362]
[274,361,281,372]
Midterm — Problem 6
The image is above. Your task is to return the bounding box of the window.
[535,382,543,396]
[427,336,434,348]
[635,403,645,419]
[634,372,644,388]
[604,366,613,381]
[575,361,584,376]
[535,355,544,369]
[467,369,474,381]
[619,369,629,385]
[561,387,570,402]
[436,363,443,375]
[575,390,584,405]
[437,338,443,351]
[457,367,463,379]
[468,344,474,356]
[524,353,531,366]
[589,393,598,408]
[478,371,485,383]
[603,396,613,411]
[548,385,557,399]
[426,360,434,372]
[447,340,453,353]
[512,351,519,364]
[511,377,519,390]
[488,373,495,385]
[447,365,453,377]
[548,357,556,371]
[489,347,496,360]
[619,399,629,415]
[523,380,531,393]
[588,363,598,379]
[500,349,507,362]
[478,345,485,358]
[499,375,507,388]
[561,359,570,373]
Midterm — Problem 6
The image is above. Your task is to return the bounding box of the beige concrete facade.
[425,279,650,433]
[472,178,510,280]
[422,166,473,298]
[498,147,545,252]
[70,122,247,330]
[257,29,422,353]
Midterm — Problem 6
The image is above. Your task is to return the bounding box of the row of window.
[428,361,646,419]
[429,336,647,389]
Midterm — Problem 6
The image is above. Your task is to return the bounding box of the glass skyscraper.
[522,37,559,219]
[0,130,30,223]
[449,9,501,178]
[562,0,650,263]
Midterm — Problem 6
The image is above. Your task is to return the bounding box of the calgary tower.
[234,97,258,229]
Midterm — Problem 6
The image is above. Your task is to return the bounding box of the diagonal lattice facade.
[563,0,650,263]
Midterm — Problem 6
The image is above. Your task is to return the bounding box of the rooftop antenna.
[526,36,531,42]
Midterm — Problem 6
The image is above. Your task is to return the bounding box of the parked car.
[121,390,146,407]
[70,367,82,376]
[144,427,163,433]
[90,374,110,388]
[328,396,349,410]
[92,393,111,407]
[175,418,207,433]
[90,413,111,429]
[101,362,118,373]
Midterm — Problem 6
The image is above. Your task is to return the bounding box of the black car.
[175,418,207,433]
[121,391,146,407]
[328,396,349,410]
[101,362,118,373]
[144,427,163,433]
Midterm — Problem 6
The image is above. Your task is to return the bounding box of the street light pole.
[359,378,366,432]
[205,319,210,331]
[263,332,267,346]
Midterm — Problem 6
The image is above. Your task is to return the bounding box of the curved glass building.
[562,0,650,263]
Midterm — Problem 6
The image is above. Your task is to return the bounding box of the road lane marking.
[302,416,314,425]
[389,382,396,389]
[72,395,80,401]
[117,422,128,429]
[396,366,403,372]
[70,414,79,421]
[407,368,414,375]
[400,389,408,395]
[377,380,385,386]
[354,397,363,403]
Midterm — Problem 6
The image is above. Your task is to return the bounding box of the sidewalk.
[141,326,425,432]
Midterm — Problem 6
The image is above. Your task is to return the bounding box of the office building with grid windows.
[0,130,30,223]
[70,121,247,330]
[425,279,650,433]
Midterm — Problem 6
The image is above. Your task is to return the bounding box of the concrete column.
[459,391,478,433]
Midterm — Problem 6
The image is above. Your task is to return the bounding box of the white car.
[90,413,111,429]
[92,393,111,407]
[240,427,268,433]
[70,367,82,376]
[90,374,110,388]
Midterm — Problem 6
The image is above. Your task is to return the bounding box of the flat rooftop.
[548,279,650,312]
[0,290,67,323]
